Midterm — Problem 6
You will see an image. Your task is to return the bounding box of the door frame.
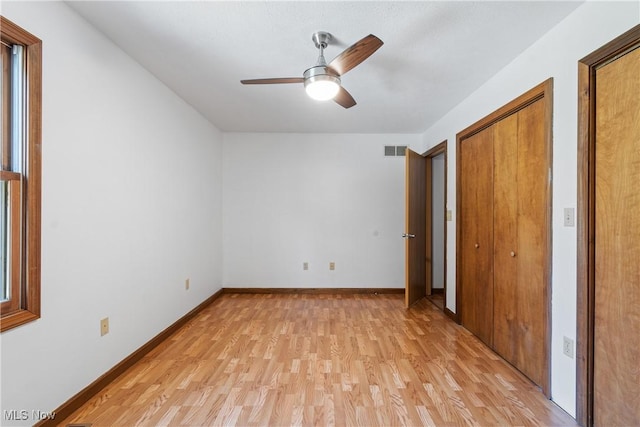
[423,141,448,314]
[576,24,640,427]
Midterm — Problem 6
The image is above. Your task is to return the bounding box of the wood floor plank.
[60,293,577,426]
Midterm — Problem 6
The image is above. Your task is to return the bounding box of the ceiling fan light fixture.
[305,78,340,101]
[303,66,340,101]
[241,32,383,109]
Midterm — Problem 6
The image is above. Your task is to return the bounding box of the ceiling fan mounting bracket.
[312,31,332,49]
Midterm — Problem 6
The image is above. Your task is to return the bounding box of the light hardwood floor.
[61,293,577,426]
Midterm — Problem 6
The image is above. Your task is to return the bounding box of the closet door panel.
[492,113,519,363]
[515,98,548,387]
[460,127,494,346]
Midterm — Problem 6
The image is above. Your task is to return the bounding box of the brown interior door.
[593,45,640,427]
[457,80,551,395]
[492,113,519,361]
[514,98,549,388]
[493,100,549,389]
[459,127,494,346]
[425,158,433,297]
[405,148,427,308]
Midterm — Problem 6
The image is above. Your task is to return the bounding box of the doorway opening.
[424,141,447,312]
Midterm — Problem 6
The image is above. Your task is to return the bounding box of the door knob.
[510,251,516,257]
[402,233,416,239]
[475,243,479,249]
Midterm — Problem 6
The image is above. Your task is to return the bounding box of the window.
[0,16,41,332]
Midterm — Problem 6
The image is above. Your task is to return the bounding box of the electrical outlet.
[185,278,190,290]
[303,262,309,271]
[563,336,574,358]
[329,262,335,271]
[100,317,109,336]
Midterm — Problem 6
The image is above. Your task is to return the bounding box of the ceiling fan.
[241,32,383,109]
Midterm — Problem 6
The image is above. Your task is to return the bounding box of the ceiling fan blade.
[328,34,383,76]
[241,78,304,85]
[334,86,356,109]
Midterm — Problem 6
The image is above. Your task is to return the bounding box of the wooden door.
[459,127,494,346]
[425,158,433,297]
[492,113,519,362]
[458,80,552,395]
[514,99,549,388]
[405,149,427,308]
[493,100,549,390]
[593,45,640,427]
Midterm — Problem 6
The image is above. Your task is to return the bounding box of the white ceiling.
[66,1,582,134]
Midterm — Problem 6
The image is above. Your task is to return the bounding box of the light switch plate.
[563,336,574,358]
[564,208,575,227]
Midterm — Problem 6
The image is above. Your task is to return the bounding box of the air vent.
[384,145,396,156]
[384,145,408,157]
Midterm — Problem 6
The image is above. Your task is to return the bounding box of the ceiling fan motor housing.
[303,66,340,84]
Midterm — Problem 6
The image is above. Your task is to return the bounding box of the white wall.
[0,2,224,424]
[223,133,420,289]
[417,1,639,416]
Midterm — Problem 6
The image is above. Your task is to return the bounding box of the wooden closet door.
[493,100,549,386]
[458,80,551,396]
[492,113,519,365]
[493,99,548,389]
[460,127,494,346]
[514,98,548,387]
[593,46,640,427]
